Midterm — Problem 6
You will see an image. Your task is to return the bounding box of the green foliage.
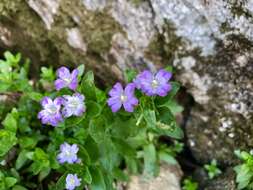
[234,150,253,189]
[182,178,198,190]
[204,159,222,179]
[0,52,183,189]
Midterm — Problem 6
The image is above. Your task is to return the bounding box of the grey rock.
[126,164,182,190]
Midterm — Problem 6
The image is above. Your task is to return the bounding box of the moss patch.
[145,21,185,66]
[0,0,124,83]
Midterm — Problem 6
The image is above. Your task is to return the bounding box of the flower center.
[47,104,58,114]
[65,150,71,156]
[151,79,159,89]
[69,177,75,185]
[68,99,79,108]
[120,94,127,102]
[63,77,71,84]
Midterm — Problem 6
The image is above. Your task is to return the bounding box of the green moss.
[0,0,123,83]
[0,0,22,16]
[145,22,184,66]
[130,0,147,6]
[230,1,252,18]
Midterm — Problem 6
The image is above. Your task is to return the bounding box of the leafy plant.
[0,52,183,190]
[204,159,222,179]
[182,178,198,190]
[234,150,253,189]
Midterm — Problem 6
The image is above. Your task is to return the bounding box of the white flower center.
[69,177,75,185]
[68,98,79,108]
[120,94,127,102]
[47,104,58,114]
[151,79,158,89]
[63,77,71,84]
[65,150,71,156]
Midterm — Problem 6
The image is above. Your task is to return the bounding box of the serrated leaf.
[5,177,17,188]
[0,130,17,157]
[2,109,18,133]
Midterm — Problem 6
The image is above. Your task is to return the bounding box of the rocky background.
[0,0,253,189]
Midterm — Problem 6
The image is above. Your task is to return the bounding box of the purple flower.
[38,97,63,126]
[134,69,172,97]
[107,83,138,112]
[62,93,85,118]
[65,174,81,190]
[55,67,78,91]
[57,142,79,164]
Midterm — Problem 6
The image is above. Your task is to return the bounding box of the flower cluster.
[107,69,172,112]
[38,67,85,126]
[37,66,172,190]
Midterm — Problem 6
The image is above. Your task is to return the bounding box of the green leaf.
[143,110,156,128]
[19,136,38,149]
[55,173,67,190]
[40,67,55,81]
[77,64,85,78]
[160,100,183,115]
[159,151,178,165]
[15,150,29,170]
[124,69,137,83]
[86,101,102,119]
[143,144,158,177]
[235,164,252,189]
[2,108,18,133]
[156,122,184,139]
[0,130,17,156]
[155,82,180,106]
[29,148,49,175]
[5,177,17,188]
[79,146,91,165]
[85,136,100,162]
[12,185,28,190]
[112,168,129,182]
[4,51,21,67]
[89,117,106,144]
[156,107,184,139]
[27,92,43,102]
[81,71,96,101]
[39,167,51,181]
[82,166,92,184]
[164,65,173,72]
[89,167,106,190]
[112,138,136,158]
